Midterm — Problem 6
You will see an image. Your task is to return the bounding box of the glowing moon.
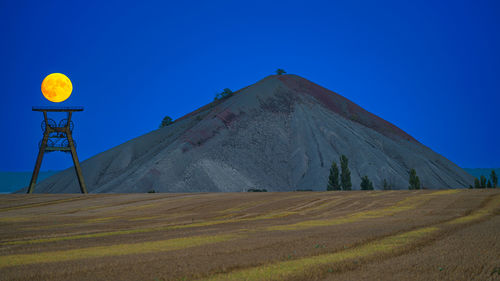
[41,73,73,103]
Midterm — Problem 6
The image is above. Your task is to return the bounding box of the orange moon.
[41,73,73,103]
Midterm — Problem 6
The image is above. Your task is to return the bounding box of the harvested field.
[0,190,499,280]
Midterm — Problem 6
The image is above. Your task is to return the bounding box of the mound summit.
[33,74,473,192]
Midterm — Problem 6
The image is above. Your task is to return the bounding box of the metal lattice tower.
[28,106,87,194]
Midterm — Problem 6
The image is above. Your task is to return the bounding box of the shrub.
[327,162,340,191]
[247,188,267,192]
[214,88,233,100]
[340,155,352,190]
[276,69,286,75]
[474,177,480,189]
[480,175,487,188]
[409,169,421,190]
[360,176,374,190]
[159,116,173,128]
[383,179,392,190]
[491,170,498,188]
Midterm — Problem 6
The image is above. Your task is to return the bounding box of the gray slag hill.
[32,75,473,192]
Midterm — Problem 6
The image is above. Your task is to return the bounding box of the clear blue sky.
[1,0,499,172]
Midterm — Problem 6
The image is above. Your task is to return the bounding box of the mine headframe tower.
[28,106,87,194]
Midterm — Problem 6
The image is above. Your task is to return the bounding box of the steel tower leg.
[27,112,50,194]
[68,131,87,194]
[66,112,87,194]
[27,133,48,193]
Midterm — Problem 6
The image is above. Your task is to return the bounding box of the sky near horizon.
[1,0,499,172]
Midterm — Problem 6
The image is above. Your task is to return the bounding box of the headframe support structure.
[28,106,87,194]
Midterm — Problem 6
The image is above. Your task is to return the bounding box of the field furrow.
[0,190,498,281]
[202,194,500,281]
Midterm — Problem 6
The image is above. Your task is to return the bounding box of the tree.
[408,169,421,190]
[491,170,498,188]
[327,162,340,191]
[360,176,374,190]
[474,177,480,189]
[214,88,233,100]
[159,116,173,128]
[340,155,352,190]
[480,175,487,188]
[487,180,492,188]
[276,69,286,75]
[383,179,391,190]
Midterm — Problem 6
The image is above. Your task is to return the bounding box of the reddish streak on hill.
[174,75,417,146]
[175,85,252,123]
[175,101,218,123]
[278,75,418,144]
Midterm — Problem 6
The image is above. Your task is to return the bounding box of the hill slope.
[29,75,473,192]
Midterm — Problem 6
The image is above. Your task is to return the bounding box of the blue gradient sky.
[1,0,499,172]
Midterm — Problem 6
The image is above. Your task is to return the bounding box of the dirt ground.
[0,190,499,281]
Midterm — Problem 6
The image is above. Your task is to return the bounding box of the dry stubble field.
[0,190,499,281]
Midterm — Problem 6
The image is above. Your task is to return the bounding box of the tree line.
[325,155,493,191]
[327,155,381,191]
[471,170,498,189]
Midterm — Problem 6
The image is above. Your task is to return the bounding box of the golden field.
[0,190,499,280]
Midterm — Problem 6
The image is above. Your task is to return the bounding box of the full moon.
[41,73,73,103]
